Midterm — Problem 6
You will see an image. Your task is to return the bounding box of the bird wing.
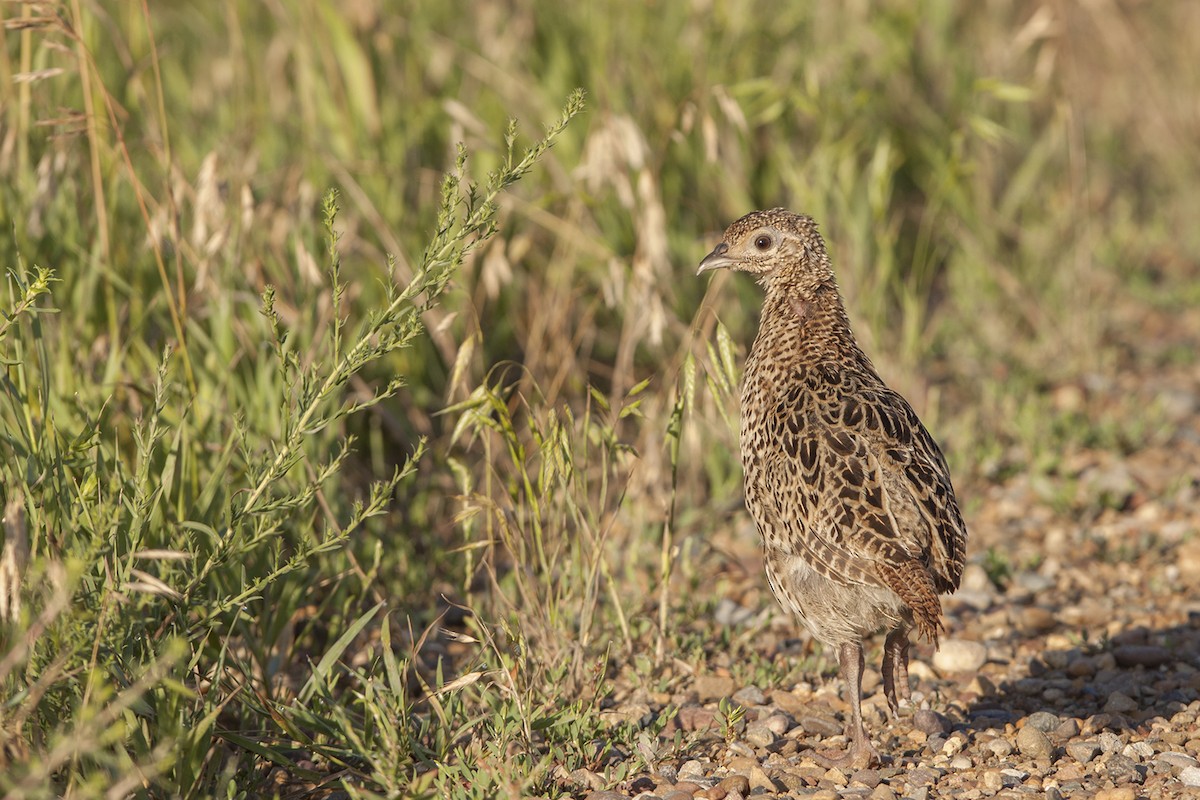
[754,372,967,640]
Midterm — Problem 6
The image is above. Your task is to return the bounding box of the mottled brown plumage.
[699,209,968,768]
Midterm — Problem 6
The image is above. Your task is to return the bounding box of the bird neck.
[750,278,875,374]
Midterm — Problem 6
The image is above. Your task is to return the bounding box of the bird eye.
[754,235,772,251]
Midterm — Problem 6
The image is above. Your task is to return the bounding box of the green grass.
[1,1,1198,797]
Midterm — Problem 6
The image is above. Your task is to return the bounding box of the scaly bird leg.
[882,625,912,718]
[809,641,881,769]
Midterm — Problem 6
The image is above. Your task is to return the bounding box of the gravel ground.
[577,325,1200,799]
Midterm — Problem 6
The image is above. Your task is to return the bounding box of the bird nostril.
[714,242,729,255]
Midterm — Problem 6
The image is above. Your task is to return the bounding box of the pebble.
[1017,725,1055,760]
[718,775,749,795]
[1053,718,1080,739]
[1104,753,1142,784]
[869,785,897,800]
[1066,741,1102,764]
[1098,731,1124,754]
[845,768,878,788]
[1025,711,1060,732]
[796,713,842,737]
[942,733,967,755]
[694,676,736,702]
[1156,751,1198,770]
[761,713,791,735]
[1122,741,1153,761]
[981,770,1015,791]
[731,685,765,706]
[1181,765,1200,787]
[1102,691,1139,714]
[950,755,973,769]
[1112,644,1173,668]
[913,709,951,736]
[584,793,626,800]
[986,738,1015,758]
[933,639,987,674]
[1094,789,1137,800]
[1020,606,1057,633]
[742,723,776,748]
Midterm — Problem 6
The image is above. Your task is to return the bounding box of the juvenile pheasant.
[698,209,967,768]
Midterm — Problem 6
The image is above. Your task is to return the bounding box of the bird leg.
[809,640,881,769]
[882,625,912,718]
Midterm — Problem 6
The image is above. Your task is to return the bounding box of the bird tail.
[876,559,944,645]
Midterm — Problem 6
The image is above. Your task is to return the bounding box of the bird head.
[697,208,834,291]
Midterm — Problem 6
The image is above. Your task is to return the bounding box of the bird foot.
[806,740,881,771]
[885,695,914,722]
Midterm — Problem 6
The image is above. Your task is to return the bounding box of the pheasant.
[699,208,967,767]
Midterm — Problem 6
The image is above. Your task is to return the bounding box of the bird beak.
[697,242,734,275]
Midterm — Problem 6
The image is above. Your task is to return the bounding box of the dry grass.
[0,1,1197,797]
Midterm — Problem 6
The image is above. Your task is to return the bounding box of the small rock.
[906,767,940,786]
[796,713,843,737]
[823,767,848,786]
[732,685,766,706]
[1180,765,1200,787]
[1018,725,1055,760]
[1015,571,1056,592]
[1026,711,1060,732]
[1068,658,1096,678]
[869,784,897,800]
[718,775,750,795]
[1053,718,1081,739]
[1103,691,1139,714]
[1112,645,1172,668]
[1094,789,1136,800]
[1020,606,1057,634]
[952,590,994,611]
[1098,731,1124,753]
[913,709,951,736]
[1122,741,1154,761]
[1104,753,1142,784]
[695,675,737,702]
[747,764,775,792]
[950,755,972,769]
[584,793,626,800]
[981,770,1005,791]
[1066,741,1102,764]
[961,562,995,593]
[714,598,755,627]
[1156,751,1198,770]
[743,723,777,748]
[661,791,694,800]
[933,639,987,674]
[678,706,717,732]
[986,738,1015,757]
[849,769,881,788]
[942,733,967,756]
[762,713,792,735]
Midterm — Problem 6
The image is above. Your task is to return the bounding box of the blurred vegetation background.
[0,0,1197,796]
